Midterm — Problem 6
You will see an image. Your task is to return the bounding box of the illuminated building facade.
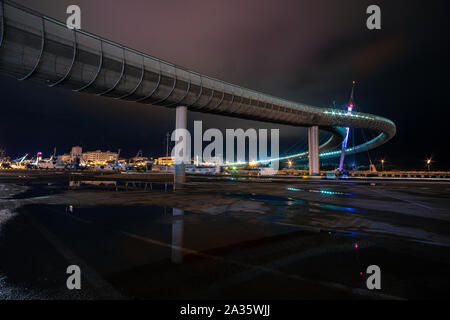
[154,157,175,166]
[82,150,118,163]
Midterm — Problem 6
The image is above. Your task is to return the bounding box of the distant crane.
[12,153,28,163]
[116,148,121,164]
[338,81,356,172]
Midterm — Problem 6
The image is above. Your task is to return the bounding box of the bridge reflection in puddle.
[69,180,173,192]
[47,202,369,299]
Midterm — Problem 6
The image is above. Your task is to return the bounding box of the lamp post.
[288,160,292,169]
[426,158,431,172]
[381,159,385,172]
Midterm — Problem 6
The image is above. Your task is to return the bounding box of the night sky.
[0,0,449,170]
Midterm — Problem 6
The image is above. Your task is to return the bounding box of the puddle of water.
[1,195,449,299]
[1,201,375,299]
[0,203,302,276]
[7,180,173,200]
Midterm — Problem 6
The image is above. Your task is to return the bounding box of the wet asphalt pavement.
[0,174,450,299]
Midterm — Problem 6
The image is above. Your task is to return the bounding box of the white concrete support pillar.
[308,126,320,176]
[174,106,187,190]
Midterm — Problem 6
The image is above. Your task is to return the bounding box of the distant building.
[154,156,174,166]
[58,154,71,162]
[71,146,83,159]
[82,150,118,163]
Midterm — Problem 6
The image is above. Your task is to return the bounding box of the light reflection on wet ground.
[0,178,450,299]
[69,180,173,192]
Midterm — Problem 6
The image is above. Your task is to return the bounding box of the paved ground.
[0,172,449,299]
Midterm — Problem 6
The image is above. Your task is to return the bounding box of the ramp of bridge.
[0,0,396,159]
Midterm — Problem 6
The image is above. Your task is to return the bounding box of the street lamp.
[426,158,432,172]
[381,159,385,172]
[288,160,292,168]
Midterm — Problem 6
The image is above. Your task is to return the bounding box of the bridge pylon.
[174,106,187,190]
[308,126,320,175]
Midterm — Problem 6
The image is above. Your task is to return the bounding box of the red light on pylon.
[352,81,356,85]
